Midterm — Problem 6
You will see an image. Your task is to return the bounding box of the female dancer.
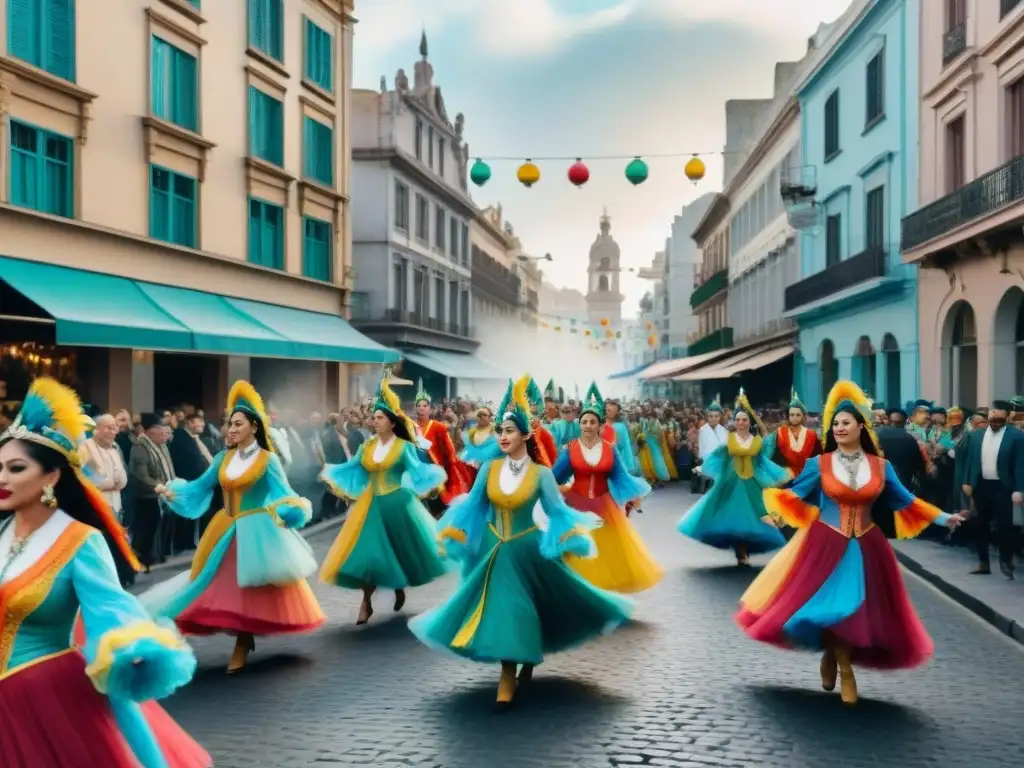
[637,410,671,485]
[737,381,964,705]
[412,379,470,518]
[554,383,662,593]
[0,378,209,767]
[764,389,821,477]
[460,405,497,481]
[143,381,325,674]
[678,390,789,565]
[409,377,632,709]
[320,373,449,624]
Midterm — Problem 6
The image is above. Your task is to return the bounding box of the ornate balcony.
[687,327,733,357]
[690,268,728,309]
[471,250,521,308]
[901,154,1024,253]
[349,293,478,353]
[942,22,966,64]
[784,245,886,312]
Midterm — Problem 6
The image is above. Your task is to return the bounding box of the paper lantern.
[517,160,541,187]
[568,159,590,187]
[470,159,492,187]
[616,331,622,338]
[584,329,592,336]
[625,157,648,185]
[605,329,614,338]
[685,156,706,184]
[600,317,610,326]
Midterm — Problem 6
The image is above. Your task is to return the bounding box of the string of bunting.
[537,317,661,349]
[468,150,724,189]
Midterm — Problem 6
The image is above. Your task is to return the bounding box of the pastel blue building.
[786,0,919,411]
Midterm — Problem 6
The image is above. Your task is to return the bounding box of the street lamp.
[517,252,554,263]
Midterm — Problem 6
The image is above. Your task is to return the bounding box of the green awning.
[401,348,505,379]
[226,297,399,364]
[0,256,192,350]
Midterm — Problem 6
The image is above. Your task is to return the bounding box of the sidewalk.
[893,539,1024,646]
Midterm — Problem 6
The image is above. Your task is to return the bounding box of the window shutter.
[269,96,283,165]
[172,174,196,247]
[267,205,283,269]
[176,50,198,131]
[47,0,74,81]
[9,0,39,65]
[9,123,39,209]
[150,167,171,240]
[267,0,283,59]
[248,199,262,265]
[248,0,264,50]
[248,86,261,158]
[151,38,168,118]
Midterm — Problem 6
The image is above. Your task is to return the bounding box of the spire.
[419,29,428,59]
[599,208,610,235]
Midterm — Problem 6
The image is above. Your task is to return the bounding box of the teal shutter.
[46,0,74,81]
[40,131,71,216]
[249,88,282,165]
[303,217,331,281]
[248,198,262,265]
[171,173,196,247]
[267,0,282,60]
[247,199,283,268]
[151,166,196,246]
[9,122,39,209]
[248,86,260,158]
[304,19,332,92]
[303,117,332,185]
[9,0,39,65]
[269,95,283,165]
[174,49,198,131]
[248,0,264,51]
[151,37,169,118]
[150,166,171,240]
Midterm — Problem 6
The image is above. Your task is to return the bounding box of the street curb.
[142,517,342,575]
[894,548,1024,647]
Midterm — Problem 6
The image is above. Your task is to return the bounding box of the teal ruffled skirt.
[408,528,632,665]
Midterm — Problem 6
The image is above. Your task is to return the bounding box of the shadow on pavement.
[192,652,313,681]
[748,682,934,727]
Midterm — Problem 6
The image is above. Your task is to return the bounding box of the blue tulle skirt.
[678,472,785,554]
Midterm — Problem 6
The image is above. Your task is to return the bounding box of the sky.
[352,0,855,314]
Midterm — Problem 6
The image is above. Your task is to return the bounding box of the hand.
[154,484,167,496]
[946,513,965,530]
[1013,492,1023,505]
[962,484,972,498]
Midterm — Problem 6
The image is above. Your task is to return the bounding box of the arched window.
[942,301,977,406]
[599,256,610,270]
[992,287,1024,398]
[881,333,900,408]
[852,336,876,397]
[598,275,609,292]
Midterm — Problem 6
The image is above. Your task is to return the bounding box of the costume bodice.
[359,436,409,495]
[485,461,543,540]
[566,439,615,498]
[775,425,819,474]
[727,433,763,479]
[818,452,886,537]
[217,448,277,517]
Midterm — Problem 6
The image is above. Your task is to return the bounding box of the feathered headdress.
[525,377,544,413]
[0,378,141,571]
[227,380,275,453]
[820,380,882,454]
[497,376,533,435]
[733,388,766,435]
[372,370,418,440]
[580,381,605,421]
[543,379,557,402]
[414,378,431,405]
[707,393,723,413]
[788,387,806,413]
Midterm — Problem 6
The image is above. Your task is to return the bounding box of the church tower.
[586,210,624,324]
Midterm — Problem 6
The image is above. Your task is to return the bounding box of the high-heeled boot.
[834,645,858,705]
[735,543,750,566]
[227,633,254,674]
[496,662,518,710]
[357,585,376,625]
[819,648,837,692]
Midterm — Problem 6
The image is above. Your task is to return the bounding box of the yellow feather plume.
[513,375,532,413]
[734,390,766,436]
[379,377,402,416]
[31,377,90,443]
[819,380,882,454]
[226,380,268,420]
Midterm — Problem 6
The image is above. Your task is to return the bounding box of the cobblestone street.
[161,485,1024,768]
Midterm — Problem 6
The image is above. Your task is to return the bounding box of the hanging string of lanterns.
[469,151,709,189]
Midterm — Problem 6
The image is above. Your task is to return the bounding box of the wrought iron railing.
[350,305,474,338]
[942,22,966,64]
[686,326,733,357]
[784,245,886,312]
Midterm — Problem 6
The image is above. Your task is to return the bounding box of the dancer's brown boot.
[496,662,517,711]
[227,633,254,674]
[835,645,858,705]
[357,585,376,625]
[819,648,837,692]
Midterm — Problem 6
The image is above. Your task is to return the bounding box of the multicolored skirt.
[736,522,933,669]
[0,649,210,767]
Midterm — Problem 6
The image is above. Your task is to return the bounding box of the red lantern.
[568,158,590,187]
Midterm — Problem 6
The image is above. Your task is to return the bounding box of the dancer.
[320,373,449,624]
[736,381,964,705]
[460,405,497,482]
[143,381,325,674]
[0,378,209,767]
[764,388,822,476]
[637,408,671,485]
[409,376,632,709]
[413,379,470,518]
[678,390,789,565]
[602,398,639,475]
[525,376,559,466]
[554,383,662,592]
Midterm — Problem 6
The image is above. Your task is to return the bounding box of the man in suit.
[873,421,929,540]
[169,412,219,547]
[961,400,1024,578]
[128,413,176,570]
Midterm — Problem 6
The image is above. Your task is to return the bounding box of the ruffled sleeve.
[437,461,493,562]
[611,422,637,472]
[321,442,370,500]
[753,446,793,489]
[536,466,601,560]
[74,533,196,701]
[551,447,573,485]
[698,444,729,480]
[880,459,950,538]
[608,448,651,507]
[400,441,447,498]
[763,457,822,529]
[761,431,778,461]
[165,452,225,520]
[263,452,313,529]
[460,433,501,466]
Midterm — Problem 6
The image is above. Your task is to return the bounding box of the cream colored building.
[0,0,393,416]
[471,204,521,322]
[902,0,1024,403]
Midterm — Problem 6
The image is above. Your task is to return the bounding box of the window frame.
[303,16,333,92]
[149,164,198,248]
[247,197,285,270]
[824,89,841,161]
[825,212,842,267]
[302,215,333,281]
[7,0,76,82]
[248,85,284,166]
[8,118,74,218]
[151,35,199,132]
[247,0,283,62]
[393,180,409,232]
[865,185,885,251]
[865,46,885,130]
[303,115,334,186]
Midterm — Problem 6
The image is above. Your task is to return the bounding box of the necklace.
[0,517,33,584]
[238,441,259,460]
[507,456,527,476]
[836,450,864,490]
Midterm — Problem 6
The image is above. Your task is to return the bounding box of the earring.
[41,484,58,510]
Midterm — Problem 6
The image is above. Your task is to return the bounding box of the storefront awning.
[640,349,733,381]
[401,348,506,380]
[672,344,793,381]
[709,344,794,378]
[0,256,398,363]
[608,362,650,380]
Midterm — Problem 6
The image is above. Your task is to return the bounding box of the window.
[1008,78,1024,158]
[460,289,469,330]
[865,47,885,127]
[434,206,446,249]
[149,166,196,247]
[9,120,73,217]
[394,181,409,231]
[249,86,283,166]
[248,0,283,61]
[303,116,333,185]
[865,186,884,250]
[8,0,75,81]
[449,216,458,259]
[825,213,842,267]
[824,90,840,160]
[392,257,407,310]
[461,223,469,265]
[427,126,435,167]
[448,281,458,324]
[303,17,332,92]
[151,37,198,132]
[438,138,445,177]
[946,115,965,193]
[413,268,426,317]
[434,276,444,319]
[248,198,284,269]
[414,119,423,160]
[302,216,332,281]
[415,193,428,240]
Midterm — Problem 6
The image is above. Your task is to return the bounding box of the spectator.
[128,413,177,570]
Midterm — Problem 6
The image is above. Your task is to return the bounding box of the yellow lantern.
[684,155,706,184]
[517,159,541,187]
[600,317,610,327]
[605,329,614,338]
[584,329,592,336]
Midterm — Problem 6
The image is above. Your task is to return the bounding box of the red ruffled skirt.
[177,540,325,636]
[736,522,933,670]
[0,650,210,767]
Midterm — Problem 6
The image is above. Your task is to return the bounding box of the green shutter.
[303,116,332,185]
[248,198,262,265]
[248,86,260,158]
[248,0,264,51]
[151,37,169,118]
[171,173,196,247]
[247,199,283,269]
[174,49,198,131]
[150,166,171,240]
[267,0,282,60]
[46,0,74,81]
[8,0,39,65]
[302,217,331,280]
[249,88,282,165]
[9,122,39,209]
[304,18,332,92]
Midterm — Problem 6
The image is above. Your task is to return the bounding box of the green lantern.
[625,157,648,186]
[470,158,492,186]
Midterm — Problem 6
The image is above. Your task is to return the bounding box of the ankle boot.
[496,662,517,710]
[834,646,858,705]
[227,634,252,674]
[819,648,837,692]
[394,589,407,612]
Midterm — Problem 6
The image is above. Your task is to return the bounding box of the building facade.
[585,212,625,325]
[348,34,499,398]
[470,204,521,322]
[689,198,732,359]
[665,194,715,353]
[791,0,920,410]
[0,0,393,417]
[901,0,1024,405]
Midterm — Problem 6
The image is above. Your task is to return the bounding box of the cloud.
[642,0,854,37]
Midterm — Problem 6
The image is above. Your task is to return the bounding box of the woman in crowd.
[0,378,209,767]
[553,382,662,593]
[737,381,964,705]
[319,373,450,624]
[409,376,632,710]
[637,409,672,485]
[460,405,498,483]
[142,381,325,674]
[678,390,790,565]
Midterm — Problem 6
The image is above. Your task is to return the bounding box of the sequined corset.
[820,453,885,538]
[567,440,614,498]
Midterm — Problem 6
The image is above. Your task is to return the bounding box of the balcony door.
[882,333,901,409]
[852,336,877,397]
[945,116,965,194]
